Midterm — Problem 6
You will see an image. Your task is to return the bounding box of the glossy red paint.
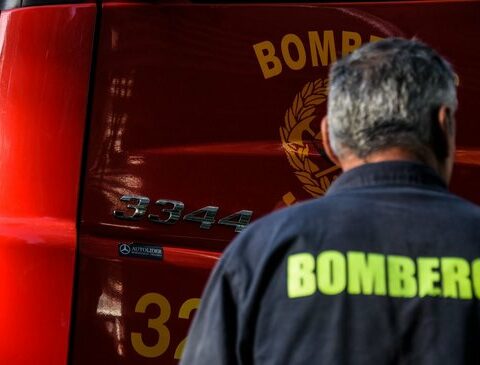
[0,4,95,365]
[71,1,480,364]
[72,236,219,363]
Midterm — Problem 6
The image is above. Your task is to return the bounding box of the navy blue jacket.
[181,161,480,365]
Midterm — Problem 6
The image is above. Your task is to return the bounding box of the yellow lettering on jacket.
[287,250,480,300]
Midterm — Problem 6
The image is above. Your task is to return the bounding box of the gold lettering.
[281,34,307,71]
[253,41,283,79]
[342,31,362,56]
[369,35,384,43]
[308,30,336,67]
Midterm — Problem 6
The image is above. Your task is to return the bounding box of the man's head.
[321,38,458,182]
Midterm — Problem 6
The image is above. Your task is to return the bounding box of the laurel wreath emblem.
[280,78,340,197]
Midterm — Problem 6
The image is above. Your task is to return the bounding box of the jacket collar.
[326,161,447,195]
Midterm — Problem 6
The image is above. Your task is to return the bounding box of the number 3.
[131,294,200,360]
[131,293,171,358]
[113,195,150,220]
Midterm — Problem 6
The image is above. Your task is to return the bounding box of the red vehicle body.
[0,0,479,364]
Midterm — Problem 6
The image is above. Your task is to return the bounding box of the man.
[181,38,480,364]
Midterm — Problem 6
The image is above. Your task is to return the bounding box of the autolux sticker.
[118,242,164,260]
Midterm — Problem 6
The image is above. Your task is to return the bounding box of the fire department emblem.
[280,78,340,200]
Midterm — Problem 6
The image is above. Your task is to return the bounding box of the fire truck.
[0,0,478,364]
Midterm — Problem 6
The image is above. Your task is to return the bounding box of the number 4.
[183,206,219,229]
[219,210,253,232]
[183,207,253,232]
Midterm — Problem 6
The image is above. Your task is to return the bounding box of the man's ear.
[438,105,454,135]
[321,116,340,166]
[432,105,453,162]
[436,105,456,183]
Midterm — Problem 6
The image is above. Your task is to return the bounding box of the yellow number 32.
[131,292,200,359]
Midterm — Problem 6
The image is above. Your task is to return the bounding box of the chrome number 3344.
[113,195,253,232]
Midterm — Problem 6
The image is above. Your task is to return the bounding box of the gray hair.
[327,38,457,160]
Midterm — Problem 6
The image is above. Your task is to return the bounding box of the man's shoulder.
[237,185,480,237]
[219,197,336,298]
[222,196,336,260]
[243,196,335,236]
[448,192,480,211]
[442,192,480,224]
[225,188,480,259]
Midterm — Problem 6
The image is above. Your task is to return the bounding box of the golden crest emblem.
[280,78,340,201]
